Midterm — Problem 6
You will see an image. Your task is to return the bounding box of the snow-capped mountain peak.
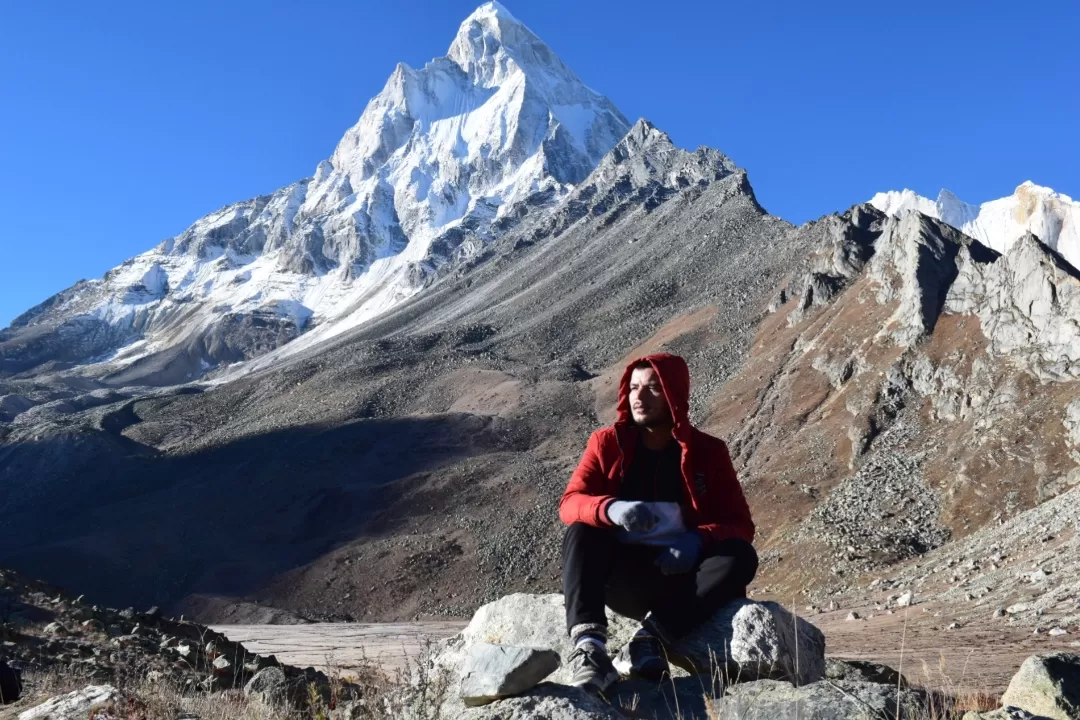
[1,3,631,386]
[447,2,581,93]
[870,182,1080,269]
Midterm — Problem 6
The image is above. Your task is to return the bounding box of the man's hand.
[606,501,660,533]
[655,532,703,575]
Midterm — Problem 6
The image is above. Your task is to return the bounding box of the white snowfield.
[13,2,629,380]
[870,182,1080,269]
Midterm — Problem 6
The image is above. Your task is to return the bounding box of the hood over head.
[616,352,691,438]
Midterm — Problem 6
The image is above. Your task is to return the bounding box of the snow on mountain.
[2,2,630,384]
[870,182,1080,269]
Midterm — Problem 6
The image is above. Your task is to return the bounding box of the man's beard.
[634,413,670,428]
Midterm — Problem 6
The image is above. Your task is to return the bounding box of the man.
[559,353,757,694]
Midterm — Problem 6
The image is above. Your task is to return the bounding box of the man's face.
[629,366,670,427]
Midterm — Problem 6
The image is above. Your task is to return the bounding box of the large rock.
[460,643,561,706]
[711,679,928,719]
[17,685,120,720]
[435,593,823,688]
[435,593,639,686]
[433,593,827,718]
[671,599,826,685]
[1000,653,1080,720]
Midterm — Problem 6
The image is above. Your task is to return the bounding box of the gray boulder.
[460,643,561,706]
[435,593,639,686]
[435,593,824,688]
[17,685,120,720]
[671,599,826,685]
[711,679,929,719]
[1000,653,1080,720]
[244,666,289,707]
[825,658,908,687]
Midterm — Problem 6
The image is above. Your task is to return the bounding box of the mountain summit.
[0,2,629,385]
[870,182,1080,269]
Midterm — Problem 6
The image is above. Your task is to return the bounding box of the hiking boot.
[614,633,670,682]
[567,641,619,695]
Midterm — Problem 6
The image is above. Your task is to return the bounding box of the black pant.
[562,522,758,641]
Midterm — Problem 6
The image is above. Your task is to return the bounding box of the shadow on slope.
[0,412,531,614]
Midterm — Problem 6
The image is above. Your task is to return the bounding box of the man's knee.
[562,521,611,549]
[704,538,758,586]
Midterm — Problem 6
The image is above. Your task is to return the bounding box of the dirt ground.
[816,603,1078,695]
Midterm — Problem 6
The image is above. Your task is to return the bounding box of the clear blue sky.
[2,1,1077,328]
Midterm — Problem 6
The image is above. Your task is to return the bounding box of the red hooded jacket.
[559,353,755,546]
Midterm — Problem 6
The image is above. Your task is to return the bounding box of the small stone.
[1007,603,1032,615]
[895,591,914,607]
[994,608,1007,618]
[43,622,68,636]
[846,611,861,621]
[1048,628,1068,637]
[948,622,961,630]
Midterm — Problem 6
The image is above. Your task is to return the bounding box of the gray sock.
[570,623,608,653]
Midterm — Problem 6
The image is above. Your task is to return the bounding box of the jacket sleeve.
[695,440,755,546]
[559,431,617,527]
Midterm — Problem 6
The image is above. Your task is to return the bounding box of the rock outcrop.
[0,566,343,712]
[434,593,640,686]
[947,233,1080,380]
[432,592,826,717]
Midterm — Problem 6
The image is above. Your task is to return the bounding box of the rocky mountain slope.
[0,109,805,620]
[1,3,1079,675]
[0,2,628,387]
